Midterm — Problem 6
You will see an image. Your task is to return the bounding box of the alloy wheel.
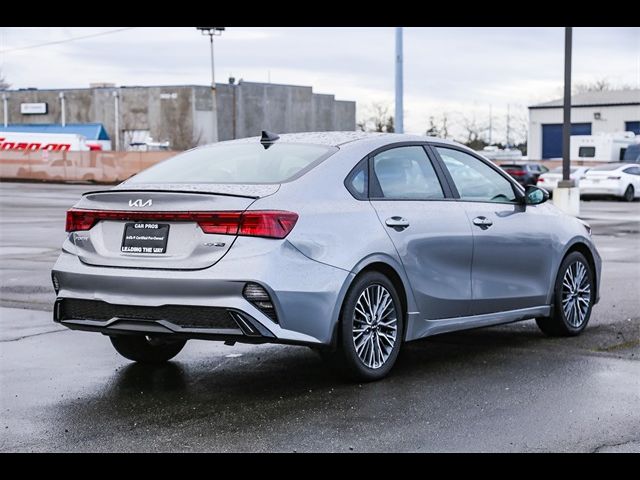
[352,284,398,369]
[561,261,591,328]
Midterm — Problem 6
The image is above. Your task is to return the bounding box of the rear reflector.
[65,209,298,239]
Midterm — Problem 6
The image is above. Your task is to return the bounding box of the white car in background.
[537,166,591,194]
[580,163,640,202]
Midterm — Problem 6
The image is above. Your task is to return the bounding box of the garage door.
[541,123,592,159]
[625,121,640,135]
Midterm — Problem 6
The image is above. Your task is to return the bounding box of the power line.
[0,27,137,54]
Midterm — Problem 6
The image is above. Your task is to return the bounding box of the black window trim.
[366,142,455,201]
[344,157,369,200]
[429,142,526,205]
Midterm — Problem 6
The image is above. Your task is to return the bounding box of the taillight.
[65,209,298,239]
[238,211,298,239]
[538,177,545,182]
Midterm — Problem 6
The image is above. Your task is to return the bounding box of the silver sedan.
[52,132,601,381]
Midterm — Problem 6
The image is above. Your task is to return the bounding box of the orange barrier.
[0,150,177,184]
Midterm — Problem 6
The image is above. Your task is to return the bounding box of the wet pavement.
[1,182,639,452]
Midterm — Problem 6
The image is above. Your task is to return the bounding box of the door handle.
[385,216,410,230]
[472,216,493,228]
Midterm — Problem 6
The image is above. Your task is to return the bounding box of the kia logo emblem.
[129,199,152,207]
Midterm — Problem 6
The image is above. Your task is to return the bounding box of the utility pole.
[506,103,510,148]
[2,93,7,128]
[395,27,404,134]
[562,27,572,183]
[112,90,120,151]
[197,27,224,143]
[489,104,492,145]
[59,92,66,127]
[197,27,225,88]
[554,27,578,216]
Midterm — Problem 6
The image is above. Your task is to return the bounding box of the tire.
[110,335,186,363]
[320,271,404,382]
[623,185,635,202]
[536,251,594,337]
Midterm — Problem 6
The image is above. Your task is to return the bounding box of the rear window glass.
[128,142,337,184]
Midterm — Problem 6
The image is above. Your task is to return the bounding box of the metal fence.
[0,150,176,184]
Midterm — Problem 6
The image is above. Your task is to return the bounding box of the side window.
[624,167,640,176]
[436,147,517,203]
[371,146,444,200]
[345,159,368,199]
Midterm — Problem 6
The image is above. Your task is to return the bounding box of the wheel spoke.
[352,284,398,370]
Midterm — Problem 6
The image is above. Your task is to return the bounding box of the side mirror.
[524,185,549,205]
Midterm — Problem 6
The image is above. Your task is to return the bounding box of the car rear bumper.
[52,237,353,346]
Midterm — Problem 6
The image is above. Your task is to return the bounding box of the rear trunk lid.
[69,184,278,270]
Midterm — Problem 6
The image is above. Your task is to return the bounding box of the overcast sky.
[1,27,638,143]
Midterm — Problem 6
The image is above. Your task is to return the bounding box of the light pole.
[554,26,579,216]
[2,93,7,128]
[197,27,225,89]
[395,27,404,134]
[561,27,572,184]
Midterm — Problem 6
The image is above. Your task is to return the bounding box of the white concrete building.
[528,89,640,160]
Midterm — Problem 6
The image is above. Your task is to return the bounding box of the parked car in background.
[537,166,591,195]
[52,132,601,381]
[580,163,640,202]
[501,163,549,186]
[622,143,640,163]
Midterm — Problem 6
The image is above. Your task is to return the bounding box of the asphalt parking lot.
[1,182,638,452]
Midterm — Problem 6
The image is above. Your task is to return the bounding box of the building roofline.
[529,102,640,110]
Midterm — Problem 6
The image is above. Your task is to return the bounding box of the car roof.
[210,131,462,149]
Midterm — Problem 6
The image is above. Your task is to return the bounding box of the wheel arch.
[552,240,599,307]
[328,255,416,347]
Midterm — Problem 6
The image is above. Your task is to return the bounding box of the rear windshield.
[128,142,337,184]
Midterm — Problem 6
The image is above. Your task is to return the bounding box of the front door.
[434,146,554,315]
[368,145,473,319]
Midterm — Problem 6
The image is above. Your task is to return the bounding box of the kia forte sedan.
[52,132,601,381]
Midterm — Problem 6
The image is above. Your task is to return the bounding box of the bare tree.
[573,78,634,94]
[458,113,489,150]
[0,69,9,90]
[358,102,395,133]
[425,113,450,139]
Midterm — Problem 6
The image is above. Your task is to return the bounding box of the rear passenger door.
[433,146,554,315]
[367,144,474,319]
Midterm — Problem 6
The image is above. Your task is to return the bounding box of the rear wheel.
[623,185,635,202]
[110,335,186,363]
[320,271,404,381]
[536,251,594,337]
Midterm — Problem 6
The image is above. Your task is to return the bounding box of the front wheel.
[320,271,404,381]
[110,335,186,363]
[536,251,594,336]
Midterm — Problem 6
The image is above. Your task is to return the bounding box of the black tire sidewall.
[553,252,594,335]
[624,185,634,202]
[338,271,404,381]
